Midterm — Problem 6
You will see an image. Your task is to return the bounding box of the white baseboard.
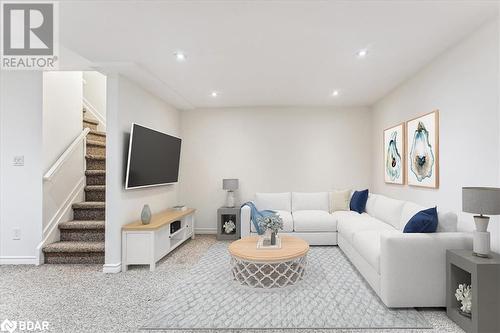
[102,262,121,274]
[0,256,38,265]
[195,228,217,234]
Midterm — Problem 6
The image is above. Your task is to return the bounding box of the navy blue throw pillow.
[350,189,369,214]
[403,207,438,233]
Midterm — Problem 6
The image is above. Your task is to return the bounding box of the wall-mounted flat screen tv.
[125,123,181,189]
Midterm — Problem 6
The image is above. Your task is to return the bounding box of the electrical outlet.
[13,156,24,166]
[13,228,21,240]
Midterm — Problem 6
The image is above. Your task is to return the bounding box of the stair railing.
[83,97,106,130]
[43,128,90,181]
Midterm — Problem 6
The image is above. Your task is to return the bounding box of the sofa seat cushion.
[250,210,294,233]
[255,192,291,211]
[331,210,358,223]
[293,210,337,232]
[338,215,395,243]
[352,229,397,273]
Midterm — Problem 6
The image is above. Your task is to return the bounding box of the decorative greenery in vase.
[455,283,472,316]
[257,214,284,245]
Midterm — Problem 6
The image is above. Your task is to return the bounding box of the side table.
[446,250,500,333]
[217,207,240,240]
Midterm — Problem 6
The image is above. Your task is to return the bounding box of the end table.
[217,207,240,240]
[446,250,500,333]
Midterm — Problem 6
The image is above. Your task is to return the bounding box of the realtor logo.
[1,2,59,69]
[0,319,49,332]
[0,320,17,333]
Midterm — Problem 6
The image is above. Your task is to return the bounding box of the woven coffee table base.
[230,255,307,288]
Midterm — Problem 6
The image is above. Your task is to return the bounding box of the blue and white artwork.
[384,123,404,185]
[407,111,439,188]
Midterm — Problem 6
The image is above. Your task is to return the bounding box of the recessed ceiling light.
[211,91,218,97]
[356,48,368,59]
[332,90,340,97]
[174,52,186,61]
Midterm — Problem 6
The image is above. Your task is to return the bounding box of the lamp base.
[473,231,490,258]
[472,252,490,259]
[473,215,490,232]
[225,191,235,208]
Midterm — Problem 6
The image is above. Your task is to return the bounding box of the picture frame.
[406,110,439,188]
[383,123,405,185]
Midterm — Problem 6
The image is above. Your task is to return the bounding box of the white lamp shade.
[462,187,500,215]
[223,179,239,191]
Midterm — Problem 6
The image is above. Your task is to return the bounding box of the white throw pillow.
[437,211,458,232]
[292,192,329,212]
[255,192,291,212]
[330,189,351,212]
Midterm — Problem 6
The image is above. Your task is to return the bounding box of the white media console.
[121,208,196,271]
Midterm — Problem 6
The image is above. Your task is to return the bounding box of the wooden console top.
[122,208,196,231]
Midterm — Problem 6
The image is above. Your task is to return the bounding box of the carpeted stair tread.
[83,117,99,125]
[59,220,105,230]
[85,185,105,191]
[85,170,105,175]
[85,154,106,160]
[89,129,106,137]
[86,140,106,147]
[72,202,105,209]
[43,241,104,253]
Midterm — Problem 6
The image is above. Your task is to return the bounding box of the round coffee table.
[228,235,309,288]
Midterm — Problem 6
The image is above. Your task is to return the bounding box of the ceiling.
[59,1,498,110]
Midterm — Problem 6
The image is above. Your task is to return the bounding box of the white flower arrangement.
[223,220,236,234]
[257,214,284,233]
[455,283,472,315]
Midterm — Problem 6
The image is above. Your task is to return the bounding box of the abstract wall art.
[406,110,439,188]
[384,123,405,185]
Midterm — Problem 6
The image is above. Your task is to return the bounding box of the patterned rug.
[143,243,431,330]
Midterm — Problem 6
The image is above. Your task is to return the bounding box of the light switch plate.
[13,156,24,166]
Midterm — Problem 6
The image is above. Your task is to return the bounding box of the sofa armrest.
[240,205,251,237]
[380,232,472,307]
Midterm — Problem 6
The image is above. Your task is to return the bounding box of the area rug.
[142,243,431,330]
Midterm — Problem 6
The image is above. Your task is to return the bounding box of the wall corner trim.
[103,262,122,274]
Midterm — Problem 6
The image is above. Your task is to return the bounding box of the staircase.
[43,111,106,264]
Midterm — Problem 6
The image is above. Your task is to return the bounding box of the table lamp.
[462,187,500,258]
[223,179,239,208]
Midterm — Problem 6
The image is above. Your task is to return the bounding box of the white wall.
[43,72,83,171]
[41,72,85,255]
[0,72,43,264]
[371,20,500,251]
[105,74,181,271]
[180,107,372,233]
[83,71,107,127]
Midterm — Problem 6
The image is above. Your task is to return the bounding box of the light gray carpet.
[144,243,430,330]
[0,235,464,333]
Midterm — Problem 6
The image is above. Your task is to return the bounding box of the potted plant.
[257,214,283,246]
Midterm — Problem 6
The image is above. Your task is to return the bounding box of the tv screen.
[125,123,181,189]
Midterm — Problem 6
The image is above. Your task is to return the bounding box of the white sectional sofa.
[240,192,473,308]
